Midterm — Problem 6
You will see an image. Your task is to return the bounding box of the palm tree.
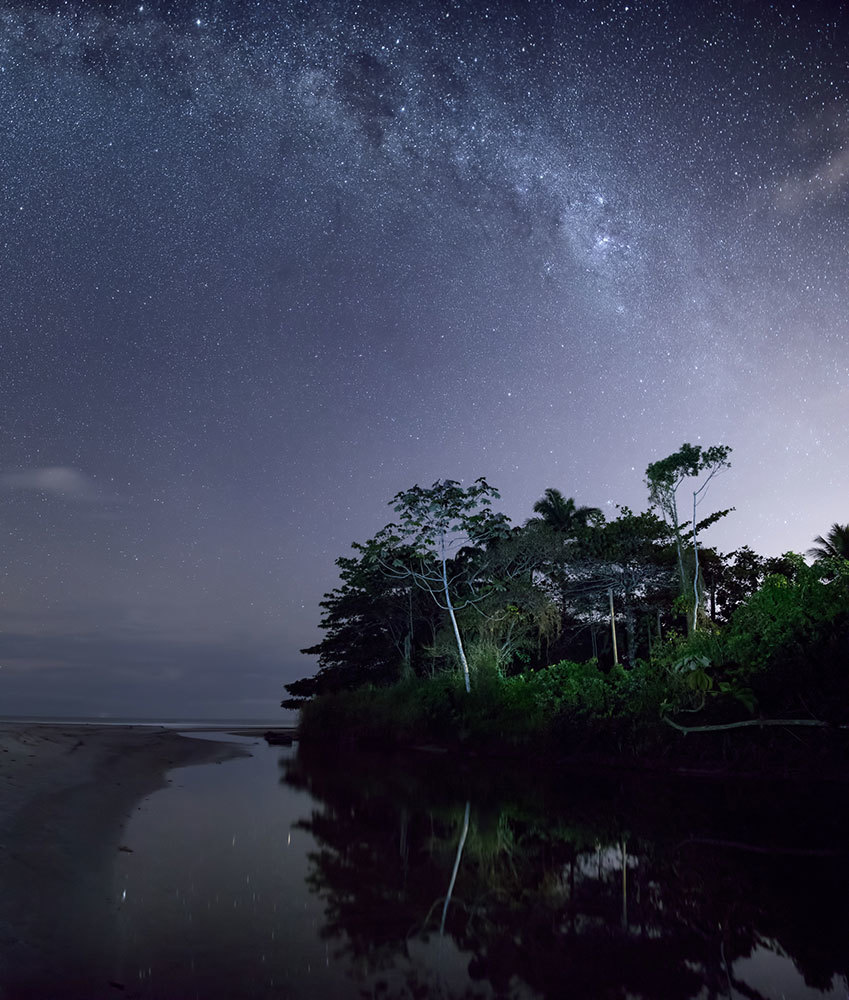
[527,488,603,536]
[808,522,849,562]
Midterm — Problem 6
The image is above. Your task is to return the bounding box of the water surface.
[112,736,849,999]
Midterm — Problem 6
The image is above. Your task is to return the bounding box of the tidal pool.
[111,734,849,999]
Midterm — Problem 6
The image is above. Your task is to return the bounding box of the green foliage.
[645,443,732,513]
[299,671,545,750]
[372,477,536,693]
[716,679,757,714]
[381,477,509,555]
[651,553,849,724]
[644,444,733,634]
[289,461,849,767]
[509,660,611,719]
[283,535,441,707]
[724,555,849,678]
[670,654,713,693]
[300,655,671,752]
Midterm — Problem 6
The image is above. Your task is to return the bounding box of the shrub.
[725,557,849,678]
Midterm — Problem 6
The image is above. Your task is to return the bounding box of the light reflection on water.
[112,738,849,999]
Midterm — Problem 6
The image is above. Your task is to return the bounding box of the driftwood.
[662,716,828,734]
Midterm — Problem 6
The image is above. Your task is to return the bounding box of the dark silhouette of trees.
[527,488,603,536]
[282,537,440,709]
[808,522,849,562]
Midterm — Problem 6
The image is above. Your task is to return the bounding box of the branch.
[662,716,829,734]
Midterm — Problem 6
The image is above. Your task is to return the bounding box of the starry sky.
[2,0,847,720]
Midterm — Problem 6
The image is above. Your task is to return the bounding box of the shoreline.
[0,724,251,998]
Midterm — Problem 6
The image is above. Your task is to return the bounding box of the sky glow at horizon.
[1,0,847,718]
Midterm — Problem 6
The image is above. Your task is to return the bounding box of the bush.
[298,669,547,750]
[646,556,849,721]
[508,659,608,718]
[725,557,849,678]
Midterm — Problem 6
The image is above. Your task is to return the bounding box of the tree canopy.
[286,447,849,762]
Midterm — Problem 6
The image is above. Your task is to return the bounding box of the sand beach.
[0,723,248,999]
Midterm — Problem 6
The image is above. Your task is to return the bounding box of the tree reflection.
[281,747,849,999]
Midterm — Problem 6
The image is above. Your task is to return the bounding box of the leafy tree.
[373,479,515,692]
[527,488,603,535]
[282,537,439,709]
[712,545,764,623]
[645,443,732,632]
[808,522,849,562]
[724,554,849,689]
[427,521,562,678]
[656,552,849,730]
[694,545,724,620]
[523,490,606,644]
[589,507,678,662]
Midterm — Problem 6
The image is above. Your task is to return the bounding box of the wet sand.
[0,724,249,999]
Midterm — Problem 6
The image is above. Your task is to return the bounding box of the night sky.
[2,0,847,720]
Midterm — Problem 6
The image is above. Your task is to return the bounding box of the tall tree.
[373,479,515,692]
[589,507,678,662]
[525,490,605,633]
[645,443,732,632]
[282,538,439,708]
[712,545,764,623]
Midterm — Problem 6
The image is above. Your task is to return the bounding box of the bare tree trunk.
[443,556,471,692]
[670,506,687,594]
[622,571,636,665]
[608,588,619,665]
[401,632,413,680]
[692,490,701,633]
[669,506,696,635]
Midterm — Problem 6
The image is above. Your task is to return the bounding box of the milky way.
[2,0,847,718]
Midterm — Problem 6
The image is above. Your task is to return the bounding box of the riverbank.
[0,724,249,999]
[296,675,849,780]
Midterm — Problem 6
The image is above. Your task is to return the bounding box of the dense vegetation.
[285,444,849,768]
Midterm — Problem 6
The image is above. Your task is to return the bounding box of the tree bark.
[443,555,471,692]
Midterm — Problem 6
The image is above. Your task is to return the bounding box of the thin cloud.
[0,466,101,500]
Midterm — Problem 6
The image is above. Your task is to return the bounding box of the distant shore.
[0,723,250,999]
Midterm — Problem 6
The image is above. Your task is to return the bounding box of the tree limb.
[662,716,828,733]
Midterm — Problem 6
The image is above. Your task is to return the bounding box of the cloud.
[0,466,101,500]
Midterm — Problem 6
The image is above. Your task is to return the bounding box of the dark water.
[111,734,849,999]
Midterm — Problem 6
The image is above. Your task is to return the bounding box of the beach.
[0,724,249,999]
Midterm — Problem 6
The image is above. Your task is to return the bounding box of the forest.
[284,444,849,767]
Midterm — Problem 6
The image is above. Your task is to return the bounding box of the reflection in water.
[111,737,849,999]
[441,800,470,935]
[282,745,849,1000]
